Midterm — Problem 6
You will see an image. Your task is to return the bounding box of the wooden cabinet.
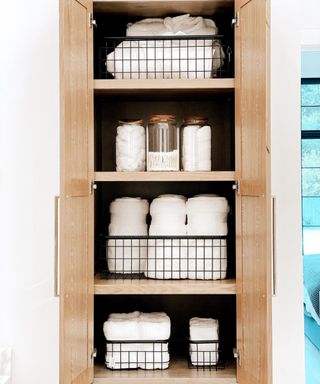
[59,0,270,383]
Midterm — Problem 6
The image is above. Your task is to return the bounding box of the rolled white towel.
[187,238,227,280]
[108,198,149,274]
[139,312,171,341]
[103,311,140,341]
[150,195,186,215]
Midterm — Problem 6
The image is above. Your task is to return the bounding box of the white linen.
[108,198,148,274]
[104,312,171,370]
[116,124,145,171]
[106,40,224,80]
[106,342,169,370]
[146,195,187,279]
[182,125,211,171]
[127,14,218,37]
[189,317,219,366]
[186,195,230,236]
[187,238,227,280]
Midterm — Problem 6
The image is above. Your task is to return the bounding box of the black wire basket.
[99,35,232,79]
[188,339,225,371]
[101,235,228,280]
[105,339,170,370]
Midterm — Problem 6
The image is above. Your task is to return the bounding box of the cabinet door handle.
[54,195,60,297]
[272,196,277,296]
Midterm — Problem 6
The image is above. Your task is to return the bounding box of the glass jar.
[147,115,179,171]
[181,116,211,171]
[116,119,145,172]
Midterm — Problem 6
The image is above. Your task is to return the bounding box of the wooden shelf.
[93,0,234,17]
[94,275,236,295]
[94,79,235,95]
[94,359,236,383]
[94,171,236,182]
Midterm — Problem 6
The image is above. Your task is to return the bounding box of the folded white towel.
[106,342,169,370]
[106,40,223,80]
[139,312,171,341]
[190,317,219,341]
[189,317,219,366]
[127,14,218,37]
[103,311,170,341]
[103,311,140,341]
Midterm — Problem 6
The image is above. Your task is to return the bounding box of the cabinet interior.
[94,294,236,364]
[95,93,235,172]
[94,181,236,279]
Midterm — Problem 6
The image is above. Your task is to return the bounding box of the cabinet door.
[60,0,94,383]
[235,0,271,384]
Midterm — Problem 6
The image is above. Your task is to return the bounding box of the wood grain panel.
[235,0,271,383]
[93,0,234,16]
[60,0,94,383]
[60,0,90,198]
[94,359,236,383]
[94,275,236,294]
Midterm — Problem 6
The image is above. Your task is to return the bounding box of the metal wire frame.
[101,235,228,280]
[99,35,232,79]
[188,339,225,371]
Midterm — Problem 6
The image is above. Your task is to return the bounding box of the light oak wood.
[94,79,235,95]
[94,171,236,182]
[94,359,236,383]
[93,0,234,16]
[94,275,236,294]
[235,0,271,384]
[60,0,94,382]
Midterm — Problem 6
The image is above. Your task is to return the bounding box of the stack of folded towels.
[186,194,229,280]
[103,311,171,370]
[106,14,225,80]
[108,198,149,274]
[189,317,219,366]
[146,195,187,279]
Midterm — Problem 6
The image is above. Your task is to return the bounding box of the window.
[301,79,320,255]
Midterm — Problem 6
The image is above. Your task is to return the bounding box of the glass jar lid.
[118,118,144,125]
[182,116,209,125]
[149,115,176,122]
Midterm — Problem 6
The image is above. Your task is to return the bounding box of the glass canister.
[181,116,211,171]
[147,115,179,171]
[116,119,145,171]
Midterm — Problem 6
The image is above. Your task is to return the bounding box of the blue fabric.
[305,311,320,351]
[303,254,320,324]
[305,335,320,384]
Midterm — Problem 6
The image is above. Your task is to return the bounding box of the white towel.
[127,14,218,37]
[116,124,145,171]
[103,311,140,341]
[106,342,169,370]
[186,195,229,236]
[182,125,211,171]
[106,40,224,80]
[186,239,227,280]
[108,198,149,274]
[139,312,171,340]
[189,317,219,366]
[104,312,171,370]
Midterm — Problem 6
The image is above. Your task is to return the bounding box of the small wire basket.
[102,235,228,280]
[105,339,170,370]
[189,340,224,370]
[99,35,232,79]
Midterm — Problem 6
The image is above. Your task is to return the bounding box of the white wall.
[271,0,305,383]
[0,1,59,383]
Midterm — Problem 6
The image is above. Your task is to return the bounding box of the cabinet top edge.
[93,0,234,17]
